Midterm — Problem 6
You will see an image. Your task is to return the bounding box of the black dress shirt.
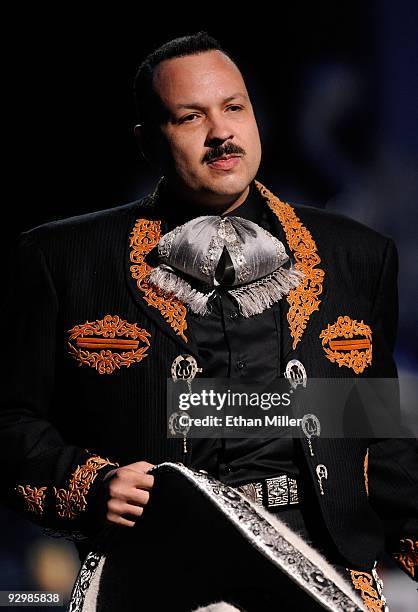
[158,181,300,486]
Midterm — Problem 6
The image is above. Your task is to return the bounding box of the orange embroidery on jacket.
[67,314,151,375]
[53,455,118,520]
[320,315,372,374]
[329,339,371,350]
[129,218,188,342]
[255,181,324,349]
[348,570,385,611]
[16,485,47,515]
[364,448,369,497]
[392,539,418,580]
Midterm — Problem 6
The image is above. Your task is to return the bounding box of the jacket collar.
[125,179,325,357]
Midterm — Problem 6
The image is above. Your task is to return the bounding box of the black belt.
[234,474,299,509]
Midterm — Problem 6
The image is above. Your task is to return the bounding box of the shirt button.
[236,360,246,370]
[224,464,232,473]
[229,311,238,320]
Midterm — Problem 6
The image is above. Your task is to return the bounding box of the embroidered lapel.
[129,217,189,344]
[126,180,324,354]
[255,181,325,350]
[124,184,195,354]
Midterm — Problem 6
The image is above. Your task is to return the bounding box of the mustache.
[202,142,246,164]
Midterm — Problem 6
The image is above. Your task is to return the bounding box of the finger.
[121,503,144,520]
[106,513,136,528]
[127,461,155,473]
[106,502,144,521]
[107,479,153,504]
[115,468,154,489]
[125,488,150,506]
[107,485,150,506]
[108,499,145,517]
[135,473,154,490]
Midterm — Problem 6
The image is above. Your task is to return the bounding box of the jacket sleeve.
[0,231,119,540]
[367,238,418,581]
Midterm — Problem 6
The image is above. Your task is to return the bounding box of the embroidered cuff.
[53,455,118,521]
[14,453,118,539]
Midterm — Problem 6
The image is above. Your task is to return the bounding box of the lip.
[207,155,241,171]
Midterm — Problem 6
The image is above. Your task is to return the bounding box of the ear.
[133,123,164,169]
[134,124,150,162]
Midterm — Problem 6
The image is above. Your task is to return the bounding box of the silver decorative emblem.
[170,355,201,453]
[171,354,202,382]
[168,412,190,437]
[301,414,321,439]
[285,359,307,389]
[315,464,328,496]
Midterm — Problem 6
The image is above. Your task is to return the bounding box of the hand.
[102,460,155,527]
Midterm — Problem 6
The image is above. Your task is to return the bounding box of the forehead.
[152,50,248,109]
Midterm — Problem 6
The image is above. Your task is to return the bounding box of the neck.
[163,179,251,217]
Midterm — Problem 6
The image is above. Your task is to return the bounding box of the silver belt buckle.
[266,475,299,507]
[236,475,299,508]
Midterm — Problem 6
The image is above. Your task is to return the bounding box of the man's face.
[151,50,262,205]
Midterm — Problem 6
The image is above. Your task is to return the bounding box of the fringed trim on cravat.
[147,264,215,316]
[229,265,304,317]
[148,263,304,318]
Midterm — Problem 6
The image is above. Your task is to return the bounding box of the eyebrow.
[175,92,247,110]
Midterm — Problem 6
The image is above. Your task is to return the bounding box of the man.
[1,32,416,611]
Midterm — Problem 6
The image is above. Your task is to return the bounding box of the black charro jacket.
[0,179,416,578]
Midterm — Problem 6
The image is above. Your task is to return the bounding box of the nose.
[204,112,234,147]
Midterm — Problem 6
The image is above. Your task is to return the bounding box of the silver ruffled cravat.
[147,215,304,317]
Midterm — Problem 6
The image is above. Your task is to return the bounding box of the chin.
[204,173,252,197]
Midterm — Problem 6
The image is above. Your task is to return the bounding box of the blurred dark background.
[2,2,417,608]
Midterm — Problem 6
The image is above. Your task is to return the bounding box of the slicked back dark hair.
[134,31,237,127]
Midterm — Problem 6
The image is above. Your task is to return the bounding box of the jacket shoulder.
[287,202,397,264]
[19,195,155,249]
[291,204,390,243]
